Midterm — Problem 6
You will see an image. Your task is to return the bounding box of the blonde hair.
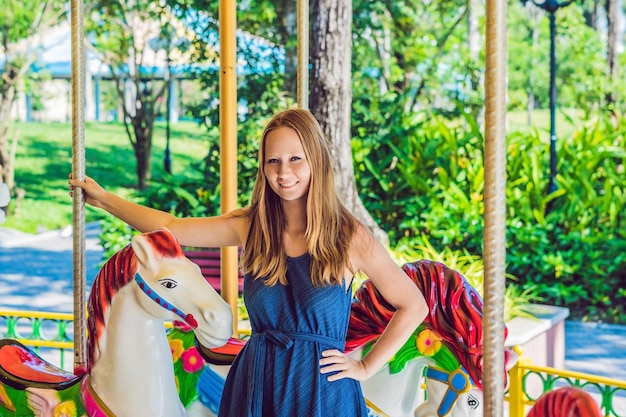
[241,108,358,286]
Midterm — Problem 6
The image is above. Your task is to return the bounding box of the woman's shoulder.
[218,207,252,244]
[347,222,376,264]
[350,221,375,245]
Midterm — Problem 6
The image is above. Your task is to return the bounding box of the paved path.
[0,222,103,312]
[1,223,625,414]
[565,321,626,382]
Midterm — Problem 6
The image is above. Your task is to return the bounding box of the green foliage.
[505,115,626,322]
[507,2,608,114]
[0,0,66,45]
[98,216,138,263]
[352,0,482,117]
[138,121,262,218]
[353,103,626,323]
[352,103,485,253]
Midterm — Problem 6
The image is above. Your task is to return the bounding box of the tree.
[309,0,389,245]
[86,0,197,189]
[0,0,66,195]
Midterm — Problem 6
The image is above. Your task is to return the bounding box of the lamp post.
[521,0,575,199]
[164,55,172,174]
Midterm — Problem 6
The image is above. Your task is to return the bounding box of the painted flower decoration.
[53,400,77,417]
[181,347,204,373]
[170,339,184,363]
[416,329,442,356]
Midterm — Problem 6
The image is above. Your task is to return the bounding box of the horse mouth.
[195,331,231,349]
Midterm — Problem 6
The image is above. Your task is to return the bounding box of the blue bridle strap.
[134,273,197,328]
[425,367,472,416]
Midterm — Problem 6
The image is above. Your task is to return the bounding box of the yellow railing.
[507,351,626,417]
[2,309,626,416]
[0,309,74,369]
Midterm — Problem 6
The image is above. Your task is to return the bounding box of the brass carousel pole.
[70,0,87,374]
[483,0,508,415]
[219,0,239,334]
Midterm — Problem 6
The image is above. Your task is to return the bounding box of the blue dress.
[218,253,368,417]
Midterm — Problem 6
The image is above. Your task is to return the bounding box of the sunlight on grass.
[508,107,586,139]
[4,121,209,234]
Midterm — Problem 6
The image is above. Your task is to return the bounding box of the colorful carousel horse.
[176,259,516,417]
[0,228,233,417]
[348,260,516,417]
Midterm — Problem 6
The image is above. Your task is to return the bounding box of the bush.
[353,107,626,323]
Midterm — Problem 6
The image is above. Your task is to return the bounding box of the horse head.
[87,227,232,369]
[130,229,233,349]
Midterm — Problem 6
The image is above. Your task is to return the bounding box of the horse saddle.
[0,339,81,390]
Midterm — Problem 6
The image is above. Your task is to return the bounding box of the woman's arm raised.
[69,175,248,248]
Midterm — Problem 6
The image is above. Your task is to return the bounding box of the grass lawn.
[3,120,210,234]
[507,107,586,138]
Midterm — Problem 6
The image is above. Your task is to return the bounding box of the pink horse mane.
[86,229,184,371]
[347,259,509,391]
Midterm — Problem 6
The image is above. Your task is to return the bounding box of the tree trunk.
[0,66,25,192]
[115,72,161,190]
[130,106,154,190]
[310,0,389,246]
[467,0,480,60]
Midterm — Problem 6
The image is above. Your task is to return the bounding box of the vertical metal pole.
[484,0,507,415]
[547,12,557,196]
[164,58,172,174]
[219,0,239,334]
[70,0,87,375]
[297,0,309,109]
[523,0,575,199]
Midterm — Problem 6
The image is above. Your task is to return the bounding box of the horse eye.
[160,279,177,289]
[467,394,479,409]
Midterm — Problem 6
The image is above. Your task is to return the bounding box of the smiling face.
[263,126,312,204]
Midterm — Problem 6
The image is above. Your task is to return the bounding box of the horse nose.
[203,305,233,329]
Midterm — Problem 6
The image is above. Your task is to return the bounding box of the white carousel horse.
[0,228,232,417]
[173,259,516,417]
[345,260,517,417]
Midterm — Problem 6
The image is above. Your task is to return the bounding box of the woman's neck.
[281,200,308,256]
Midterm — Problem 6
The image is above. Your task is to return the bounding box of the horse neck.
[90,285,186,417]
[350,346,433,417]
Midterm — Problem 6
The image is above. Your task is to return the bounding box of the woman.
[70,108,428,416]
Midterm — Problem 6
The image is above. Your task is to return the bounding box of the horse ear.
[131,232,159,270]
[505,348,519,372]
